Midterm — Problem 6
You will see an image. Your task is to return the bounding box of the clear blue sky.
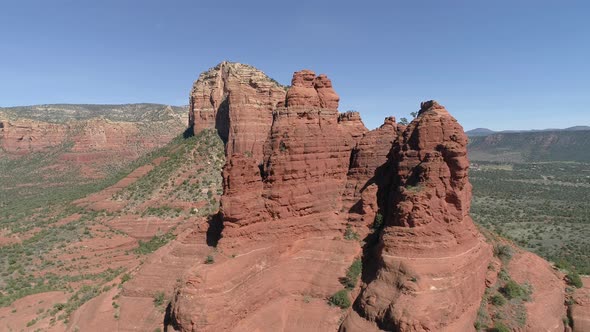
[1,0,589,130]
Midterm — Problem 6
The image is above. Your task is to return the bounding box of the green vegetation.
[474,238,532,331]
[341,259,362,289]
[492,322,510,332]
[328,289,351,309]
[474,301,490,330]
[153,291,166,307]
[0,103,186,123]
[344,225,360,241]
[205,255,215,264]
[493,245,513,263]
[372,213,383,229]
[405,184,424,193]
[134,232,176,255]
[0,111,225,330]
[471,161,590,274]
[279,140,288,152]
[113,129,224,213]
[120,273,131,284]
[500,280,531,300]
[566,271,583,288]
[490,293,506,306]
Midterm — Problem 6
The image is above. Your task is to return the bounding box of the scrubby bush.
[493,244,513,262]
[328,290,351,309]
[342,259,362,289]
[120,273,131,284]
[373,213,383,229]
[490,293,506,306]
[501,280,530,300]
[153,291,165,307]
[492,322,510,332]
[205,255,215,264]
[567,272,583,288]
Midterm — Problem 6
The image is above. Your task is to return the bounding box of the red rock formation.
[508,251,566,331]
[339,111,369,142]
[0,118,68,154]
[0,113,185,178]
[170,65,569,332]
[342,101,493,331]
[572,276,590,332]
[189,62,286,161]
[344,116,398,226]
[219,70,367,249]
[169,69,367,331]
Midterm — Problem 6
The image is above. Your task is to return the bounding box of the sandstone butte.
[161,62,572,332]
[10,62,578,332]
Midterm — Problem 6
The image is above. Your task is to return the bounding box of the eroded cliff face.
[219,70,368,249]
[0,106,187,178]
[170,68,369,332]
[169,63,568,332]
[341,101,493,331]
[189,62,286,161]
[0,118,68,155]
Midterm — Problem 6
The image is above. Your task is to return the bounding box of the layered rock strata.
[189,62,286,161]
[169,68,368,331]
[341,101,493,331]
[170,64,567,332]
[218,69,368,250]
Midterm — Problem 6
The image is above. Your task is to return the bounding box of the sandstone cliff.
[189,62,286,162]
[341,101,493,331]
[168,63,569,332]
[0,104,187,178]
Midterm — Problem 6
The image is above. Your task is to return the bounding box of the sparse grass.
[344,225,360,241]
[153,291,165,307]
[120,273,131,284]
[405,184,424,193]
[471,161,590,274]
[134,232,176,255]
[114,129,224,207]
[501,280,531,300]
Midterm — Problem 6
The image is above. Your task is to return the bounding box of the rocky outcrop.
[571,276,590,332]
[170,64,569,332]
[0,118,68,154]
[341,101,493,331]
[169,68,368,331]
[344,116,398,226]
[219,70,368,248]
[189,62,286,161]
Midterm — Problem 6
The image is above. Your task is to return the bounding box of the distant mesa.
[466,125,590,137]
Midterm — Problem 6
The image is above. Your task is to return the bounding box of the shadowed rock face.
[169,64,566,332]
[341,100,493,331]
